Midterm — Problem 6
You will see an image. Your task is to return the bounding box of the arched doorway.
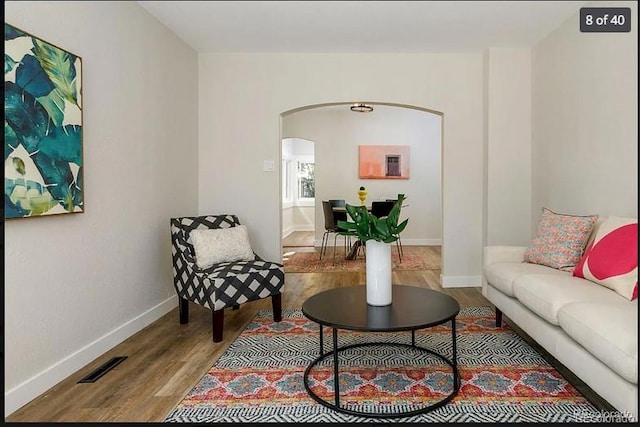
[280,102,443,266]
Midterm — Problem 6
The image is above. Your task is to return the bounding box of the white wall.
[282,105,442,246]
[4,1,199,416]
[485,48,532,246]
[531,1,638,227]
[282,206,315,237]
[199,53,484,286]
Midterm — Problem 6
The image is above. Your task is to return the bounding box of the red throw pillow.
[573,217,638,300]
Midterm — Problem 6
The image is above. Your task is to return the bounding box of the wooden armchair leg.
[272,293,282,322]
[495,307,503,327]
[179,298,189,324]
[212,309,224,342]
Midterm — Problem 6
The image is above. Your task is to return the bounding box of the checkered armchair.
[171,214,284,342]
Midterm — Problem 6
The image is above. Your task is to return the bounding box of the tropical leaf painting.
[4,23,83,219]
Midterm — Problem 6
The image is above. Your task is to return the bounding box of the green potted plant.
[337,193,408,244]
[337,194,408,306]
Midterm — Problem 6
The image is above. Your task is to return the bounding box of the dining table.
[331,203,407,214]
[331,204,371,214]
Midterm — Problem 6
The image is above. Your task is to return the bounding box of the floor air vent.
[78,356,127,383]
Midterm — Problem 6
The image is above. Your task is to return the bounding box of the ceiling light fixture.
[350,103,374,113]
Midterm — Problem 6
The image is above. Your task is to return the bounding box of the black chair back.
[328,199,347,223]
[322,200,337,232]
[371,200,395,218]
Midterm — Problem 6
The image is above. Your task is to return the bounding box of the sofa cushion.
[523,208,598,271]
[573,216,638,301]
[558,301,638,384]
[484,262,568,297]
[512,274,625,325]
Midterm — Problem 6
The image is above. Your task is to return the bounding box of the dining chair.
[371,200,404,262]
[320,200,350,264]
[330,199,357,258]
[328,199,347,223]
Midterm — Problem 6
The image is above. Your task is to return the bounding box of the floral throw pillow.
[523,208,598,271]
[573,217,638,300]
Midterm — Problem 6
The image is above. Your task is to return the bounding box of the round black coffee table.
[301,285,460,418]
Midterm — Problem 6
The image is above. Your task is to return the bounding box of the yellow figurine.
[357,186,367,205]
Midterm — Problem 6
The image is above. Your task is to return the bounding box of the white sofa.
[482,239,638,420]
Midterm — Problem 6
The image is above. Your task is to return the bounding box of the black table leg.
[333,328,340,407]
[411,330,416,346]
[319,324,324,356]
[303,339,459,418]
[451,317,458,389]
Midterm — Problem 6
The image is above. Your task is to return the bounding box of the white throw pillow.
[190,225,255,269]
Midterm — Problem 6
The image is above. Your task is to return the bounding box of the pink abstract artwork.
[358,145,410,179]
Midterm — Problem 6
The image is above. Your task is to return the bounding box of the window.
[281,138,314,209]
[297,162,315,199]
[385,155,401,177]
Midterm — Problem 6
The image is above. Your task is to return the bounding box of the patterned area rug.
[165,306,605,422]
[283,246,440,273]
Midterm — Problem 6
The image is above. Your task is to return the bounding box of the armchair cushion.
[190,225,255,269]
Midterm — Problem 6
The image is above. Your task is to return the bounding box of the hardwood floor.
[6,246,612,422]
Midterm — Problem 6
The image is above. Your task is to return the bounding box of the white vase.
[365,239,392,306]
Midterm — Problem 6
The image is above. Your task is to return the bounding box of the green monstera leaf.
[16,54,55,98]
[32,39,78,107]
[26,125,82,212]
[5,54,17,74]
[36,90,66,127]
[338,194,408,243]
[8,179,58,216]
[38,124,82,165]
[5,120,18,160]
[5,81,51,153]
[31,150,80,212]
[14,54,67,126]
[5,24,25,41]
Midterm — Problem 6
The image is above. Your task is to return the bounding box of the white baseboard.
[4,296,177,417]
[282,226,294,239]
[441,274,482,288]
[282,225,314,239]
